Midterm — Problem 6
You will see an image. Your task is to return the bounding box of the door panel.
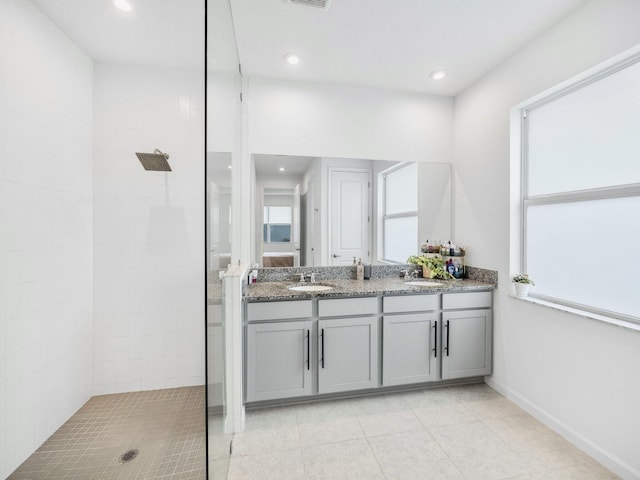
[441,310,492,379]
[383,314,439,386]
[292,184,301,267]
[329,170,371,265]
[318,317,378,393]
[246,321,312,401]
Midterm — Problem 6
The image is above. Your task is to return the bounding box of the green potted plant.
[407,255,453,280]
[512,273,534,298]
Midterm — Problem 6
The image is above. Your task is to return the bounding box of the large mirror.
[251,154,452,268]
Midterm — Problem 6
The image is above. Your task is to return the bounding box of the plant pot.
[422,266,437,279]
[514,282,530,298]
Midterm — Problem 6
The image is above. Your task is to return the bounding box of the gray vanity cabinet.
[382,313,439,386]
[246,313,313,401]
[244,290,493,404]
[317,316,379,394]
[245,301,314,402]
[315,297,379,394]
[441,292,492,379]
[382,294,440,386]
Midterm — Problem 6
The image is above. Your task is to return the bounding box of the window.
[263,206,292,243]
[380,162,418,263]
[521,54,640,323]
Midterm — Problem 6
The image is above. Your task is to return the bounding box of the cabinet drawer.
[442,291,492,310]
[384,294,438,313]
[318,297,378,317]
[247,300,312,321]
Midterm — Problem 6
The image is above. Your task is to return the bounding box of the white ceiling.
[230,0,589,95]
[30,0,589,95]
[29,0,236,71]
[254,154,314,176]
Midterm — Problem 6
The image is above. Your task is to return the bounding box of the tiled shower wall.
[92,63,205,395]
[0,1,94,477]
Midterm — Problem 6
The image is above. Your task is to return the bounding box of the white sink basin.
[404,281,444,287]
[288,284,334,292]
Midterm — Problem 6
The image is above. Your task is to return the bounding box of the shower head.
[135,149,172,171]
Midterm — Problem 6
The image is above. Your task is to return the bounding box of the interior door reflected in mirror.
[251,154,452,268]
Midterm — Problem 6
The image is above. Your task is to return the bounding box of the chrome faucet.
[401,269,419,279]
[297,272,317,283]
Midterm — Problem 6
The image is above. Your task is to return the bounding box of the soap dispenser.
[356,258,364,280]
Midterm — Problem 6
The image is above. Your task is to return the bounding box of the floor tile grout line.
[362,432,391,480]
[423,421,472,480]
[291,407,310,480]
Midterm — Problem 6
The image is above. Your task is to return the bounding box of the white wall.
[0,1,93,476]
[242,77,453,263]
[208,72,240,154]
[246,76,453,163]
[93,63,205,394]
[452,0,640,478]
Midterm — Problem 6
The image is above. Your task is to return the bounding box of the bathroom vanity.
[243,275,494,404]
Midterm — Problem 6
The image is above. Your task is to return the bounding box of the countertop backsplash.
[253,264,497,286]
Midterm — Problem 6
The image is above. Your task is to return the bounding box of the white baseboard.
[484,377,640,480]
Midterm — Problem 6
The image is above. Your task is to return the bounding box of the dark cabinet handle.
[306,329,310,371]
[445,320,450,356]
[320,328,325,368]
[433,320,438,358]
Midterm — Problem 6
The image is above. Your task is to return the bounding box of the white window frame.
[379,162,418,264]
[263,205,292,244]
[516,50,640,327]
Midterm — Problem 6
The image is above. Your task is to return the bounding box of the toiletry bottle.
[447,260,455,276]
[356,258,364,280]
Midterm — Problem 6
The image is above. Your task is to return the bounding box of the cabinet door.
[318,317,378,394]
[382,313,439,386]
[246,321,312,402]
[441,309,492,379]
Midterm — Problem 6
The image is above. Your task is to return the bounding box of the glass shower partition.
[206,0,242,477]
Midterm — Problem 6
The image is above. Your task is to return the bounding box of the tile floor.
[225,384,620,480]
[7,383,621,480]
[8,386,207,480]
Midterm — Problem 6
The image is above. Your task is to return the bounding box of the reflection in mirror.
[207,0,240,477]
[207,152,233,271]
[251,154,452,268]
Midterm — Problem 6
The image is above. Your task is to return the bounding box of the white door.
[329,170,371,266]
[292,184,301,267]
[304,179,317,267]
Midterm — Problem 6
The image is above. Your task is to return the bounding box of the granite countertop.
[244,276,495,302]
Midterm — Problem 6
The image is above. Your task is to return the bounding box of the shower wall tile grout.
[0,1,94,477]
[92,62,205,396]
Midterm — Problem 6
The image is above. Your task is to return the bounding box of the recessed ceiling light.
[227,165,232,169]
[279,167,285,172]
[284,53,300,65]
[113,0,132,12]
[429,70,447,80]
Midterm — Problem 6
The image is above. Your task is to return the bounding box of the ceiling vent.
[285,0,332,10]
